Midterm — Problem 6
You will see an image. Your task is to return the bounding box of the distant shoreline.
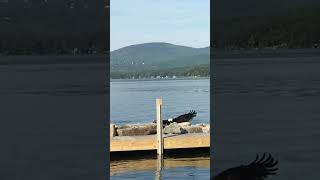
[214,48,320,59]
[0,55,107,66]
[111,76,209,81]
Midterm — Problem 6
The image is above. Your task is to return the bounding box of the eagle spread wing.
[173,110,197,123]
[214,153,278,180]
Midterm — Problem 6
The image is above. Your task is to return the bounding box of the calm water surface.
[213,56,320,180]
[0,61,107,180]
[110,157,210,180]
[111,78,209,124]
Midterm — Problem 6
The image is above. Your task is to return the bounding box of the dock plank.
[110,133,210,152]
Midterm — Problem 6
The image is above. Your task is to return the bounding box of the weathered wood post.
[156,98,163,155]
[156,154,164,180]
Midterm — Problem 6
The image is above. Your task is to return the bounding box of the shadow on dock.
[110,147,210,161]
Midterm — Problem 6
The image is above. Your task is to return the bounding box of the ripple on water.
[111,157,210,180]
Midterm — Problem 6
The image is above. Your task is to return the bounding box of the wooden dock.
[110,133,210,152]
[110,98,210,153]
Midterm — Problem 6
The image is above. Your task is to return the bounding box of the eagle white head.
[168,118,173,122]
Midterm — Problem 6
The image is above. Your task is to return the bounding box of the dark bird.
[153,110,197,126]
[172,110,197,123]
[213,153,279,180]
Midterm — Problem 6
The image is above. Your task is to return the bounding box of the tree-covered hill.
[110,43,210,78]
[111,43,209,68]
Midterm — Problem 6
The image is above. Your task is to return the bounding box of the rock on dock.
[116,123,157,136]
[112,122,210,136]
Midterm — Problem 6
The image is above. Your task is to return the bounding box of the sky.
[111,0,210,51]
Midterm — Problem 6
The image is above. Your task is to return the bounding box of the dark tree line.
[0,0,108,55]
[213,7,320,50]
[111,64,209,79]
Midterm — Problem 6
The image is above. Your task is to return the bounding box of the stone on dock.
[202,124,210,133]
[117,123,157,136]
[178,122,191,127]
[163,122,187,134]
[113,122,210,136]
[184,125,203,133]
[183,124,210,133]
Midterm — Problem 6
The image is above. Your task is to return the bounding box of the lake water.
[110,156,210,180]
[213,55,320,180]
[111,78,210,124]
[0,59,107,180]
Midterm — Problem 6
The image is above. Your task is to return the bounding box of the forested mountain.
[111,42,209,69]
[110,43,209,78]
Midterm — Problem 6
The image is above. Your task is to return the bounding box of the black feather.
[213,153,279,180]
[172,110,197,123]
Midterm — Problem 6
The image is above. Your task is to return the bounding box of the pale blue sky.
[111,0,210,51]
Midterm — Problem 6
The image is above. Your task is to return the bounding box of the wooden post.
[156,98,163,155]
[155,154,164,180]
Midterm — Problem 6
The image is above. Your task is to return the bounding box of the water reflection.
[155,155,164,180]
[110,156,210,179]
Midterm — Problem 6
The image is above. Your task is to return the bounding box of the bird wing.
[173,110,197,123]
[214,153,278,180]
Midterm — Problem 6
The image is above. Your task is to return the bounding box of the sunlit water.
[111,78,210,124]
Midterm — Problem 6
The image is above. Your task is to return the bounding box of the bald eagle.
[213,153,278,180]
[153,110,197,126]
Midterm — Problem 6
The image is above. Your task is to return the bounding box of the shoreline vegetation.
[110,76,209,81]
[0,55,107,65]
[0,49,108,56]
[213,7,320,50]
[111,64,210,79]
[213,48,320,59]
